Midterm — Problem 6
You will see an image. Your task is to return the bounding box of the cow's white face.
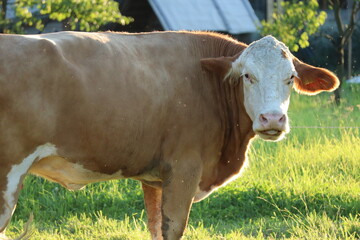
[233,36,296,141]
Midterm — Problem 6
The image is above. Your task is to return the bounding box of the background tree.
[260,0,327,52]
[0,0,133,33]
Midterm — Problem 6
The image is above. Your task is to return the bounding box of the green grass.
[7,83,360,239]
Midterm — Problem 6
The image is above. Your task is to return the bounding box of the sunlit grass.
[7,83,360,239]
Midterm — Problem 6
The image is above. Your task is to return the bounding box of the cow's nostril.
[279,115,286,123]
[259,113,286,127]
[259,114,268,124]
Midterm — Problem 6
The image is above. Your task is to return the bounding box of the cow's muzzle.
[254,113,288,141]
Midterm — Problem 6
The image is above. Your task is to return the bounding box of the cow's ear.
[293,58,340,95]
[201,53,242,83]
[201,56,234,78]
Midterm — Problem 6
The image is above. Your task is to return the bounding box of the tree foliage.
[1,0,133,33]
[260,0,327,52]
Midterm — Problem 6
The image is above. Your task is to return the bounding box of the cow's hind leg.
[142,183,163,240]
[0,143,57,239]
[0,164,30,240]
[160,153,202,240]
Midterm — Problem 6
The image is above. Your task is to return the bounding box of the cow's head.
[201,36,339,141]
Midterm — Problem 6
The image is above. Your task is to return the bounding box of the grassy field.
[7,83,360,240]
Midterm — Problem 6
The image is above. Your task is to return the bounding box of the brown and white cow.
[0,31,339,240]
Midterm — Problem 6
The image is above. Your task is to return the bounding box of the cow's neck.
[211,78,255,189]
[194,35,255,190]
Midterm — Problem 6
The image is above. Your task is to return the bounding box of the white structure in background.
[148,0,260,34]
[347,76,360,84]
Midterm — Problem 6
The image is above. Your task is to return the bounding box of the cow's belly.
[29,155,125,190]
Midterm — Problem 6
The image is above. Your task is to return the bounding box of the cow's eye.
[244,73,253,84]
[287,78,294,85]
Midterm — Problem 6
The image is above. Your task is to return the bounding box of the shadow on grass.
[13,176,145,224]
[194,185,358,219]
[12,176,359,237]
[190,183,359,234]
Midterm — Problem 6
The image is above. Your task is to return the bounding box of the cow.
[0,31,339,240]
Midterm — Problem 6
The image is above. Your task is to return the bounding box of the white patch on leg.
[194,186,216,202]
[0,143,57,228]
[194,158,250,202]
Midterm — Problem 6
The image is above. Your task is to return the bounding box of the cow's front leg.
[142,183,163,240]
[160,155,202,240]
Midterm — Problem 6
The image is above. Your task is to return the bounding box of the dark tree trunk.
[328,0,360,105]
[0,0,8,33]
[1,1,7,17]
[334,43,345,105]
